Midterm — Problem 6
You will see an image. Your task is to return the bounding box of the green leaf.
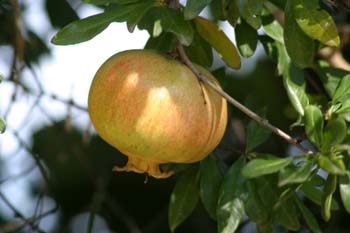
[283,64,309,116]
[144,32,173,53]
[46,0,79,28]
[237,0,263,29]
[317,154,346,175]
[322,174,337,221]
[225,0,239,27]
[275,41,289,75]
[126,0,155,32]
[332,74,350,104]
[304,105,323,147]
[235,20,258,58]
[184,0,212,20]
[217,159,247,233]
[284,0,315,68]
[200,155,223,220]
[315,61,349,98]
[259,35,278,61]
[295,197,322,233]
[262,15,284,43]
[185,32,213,67]
[51,4,138,45]
[242,156,293,178]
[274,194,300,231]
[245,179,271,225]
[160,8,194,46]
[0,116,5,133]
[339,175,350,214]
[168,167,199,232]
[292,0,340,47]
[301,181,339,210]
[278,159,314,186]
[83,0,140,4]
[323,117,347,149]
[245,118,271,152]
[194,16,241,69]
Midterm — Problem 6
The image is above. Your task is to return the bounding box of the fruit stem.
[176,41,312,154]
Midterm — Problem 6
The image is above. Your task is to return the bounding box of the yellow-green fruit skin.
[88,50,227,178]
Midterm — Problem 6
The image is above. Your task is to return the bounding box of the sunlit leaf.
[235,20,258,58]
[242,156,293,178]
[184,0,212,20]
[332,74,350,104]
[292,0,340,47]
[322,174,337,222]
[200,155,223,220]
[169,167,199,232]
[262,15,284,43]
[317,154,346,175]
[284,0,315,68]
[194,17,241,69]
[217,159,247,233]
[52,4,140,45]
[339,175,350,215]
[304,105,323,147]
[283,64,309,116]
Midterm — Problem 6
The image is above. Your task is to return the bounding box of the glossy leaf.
[332,74,350,104]
[275,41,289,75]
[52,4,139,45]
[184,0,212,20]
[278,159,314,186]
[292,0,340,47]
[295,197,322,233]
[284,0,315,68]
[304,105,323,147]
[235,20,258,58]
[217,159,247,233]
[237,0,263,29]
[322,174,337,221]
[169,167,199,232]
[242,157,293,178]
[317,154,346,175]
[262,15,284,43]
[161,8,194,46]
[323,117,347,149]
[245,118,271,152]
[301,182,339,210]
[283,64,309,116]
[339,175,350,214]
[200,155,223,220]
[194,17,241,69]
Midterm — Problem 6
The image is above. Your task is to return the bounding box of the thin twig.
[176,42,312,154]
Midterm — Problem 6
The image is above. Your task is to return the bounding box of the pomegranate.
[88,50,227,178]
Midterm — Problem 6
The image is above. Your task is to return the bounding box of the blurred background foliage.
[0,0,350,232]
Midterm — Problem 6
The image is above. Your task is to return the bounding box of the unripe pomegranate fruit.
[88,50,227,178]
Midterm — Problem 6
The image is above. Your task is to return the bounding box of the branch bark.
[176,42,312,154]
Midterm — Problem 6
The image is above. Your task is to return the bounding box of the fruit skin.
[88,49,227,178]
